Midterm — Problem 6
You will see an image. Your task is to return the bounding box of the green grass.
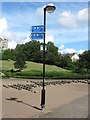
[0,60,15,70]
[0,60,88,79]
[25,61,68,72]
[0,60,68,72]
[11,70,87,79]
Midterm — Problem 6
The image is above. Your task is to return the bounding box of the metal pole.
[41,8,46,110]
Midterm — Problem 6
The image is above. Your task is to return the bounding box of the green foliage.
[2,49,16,60]
[56,54,73,70]
[78,50,90,73]
[73,50,90,74]
[14,51,26,71]
[2,41,58,66]
[61,55,72,68]
[3,70,87,79]
[1,60,68,72]
[45,52,57,65]
[31,51,43,63]
[23,41,40,61]
[1,60,89,79]
[1,39,90,75]
[45,42,58,65]
[47,42,58,55]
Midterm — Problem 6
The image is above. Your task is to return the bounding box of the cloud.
[0,18,15,49]
[47,8,88,46]
[0,18,25,49]
[8,40,17,49]
[77,8,88,22]
[0,17,54,49]
[64,48,76,53]
[38,34,54,44]
[37,7,44,17]
[24,36,31,43]
[58,47,76,54]
[36,3,55,17]
[58,44,84,54]
[36,5,45,17]
[0,18,8,33]
[46,34,54,43]
[58,11,77,29]
[58,44,76,54]
[0,18,12,41]
[77,49,85,54]
[59,44,64,50]
[58,8,88,29]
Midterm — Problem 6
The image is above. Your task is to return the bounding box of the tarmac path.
[2,79,89,119]
[39,95,88,118]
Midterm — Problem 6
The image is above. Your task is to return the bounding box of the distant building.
[61,53,79,62]
[71,53,79,62]
[0,38,8,52]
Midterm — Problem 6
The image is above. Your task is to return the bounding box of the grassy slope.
[0,60,68,72]
[1,60,87,79]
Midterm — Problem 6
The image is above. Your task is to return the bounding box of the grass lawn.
[0,60,68,72]
[26,61,68,72]
[0,60,87,79]
[0,60,15,71]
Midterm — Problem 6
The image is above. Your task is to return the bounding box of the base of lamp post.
[41,89,45,110]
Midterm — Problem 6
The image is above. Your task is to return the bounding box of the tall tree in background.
[47,42,58,55]
[78,50,90,73]
[45,42,58,65]
[14,51,26,71]
[60,55,72,68]
[23,41,40,61]
[2,49,16,60]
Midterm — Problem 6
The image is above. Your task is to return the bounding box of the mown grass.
[0,60,15,70]
[0,60,88,79]
[0,60,68,72]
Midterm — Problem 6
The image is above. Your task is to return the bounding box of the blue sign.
[30,33,44,40]
[31,25,44,33]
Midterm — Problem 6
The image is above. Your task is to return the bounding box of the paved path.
[2,79,88,118]
[39,95,88,118]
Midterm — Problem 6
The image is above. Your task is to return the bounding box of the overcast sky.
[0,2,88,54]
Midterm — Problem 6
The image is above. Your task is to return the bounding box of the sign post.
[30,25,46,110]
[31,26,44,40]
[30,3,56,111]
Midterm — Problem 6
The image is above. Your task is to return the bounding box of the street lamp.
[41,3,56,110]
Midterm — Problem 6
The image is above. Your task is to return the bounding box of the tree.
[23,41,40,61]
[78,50,90,73]
[47,42,58,55]
[14,51,26,71]
[57,55,72,69]
[2,49,16,60]
[31,51,43,63]
[45,52,57,65]
[45,42,58,65]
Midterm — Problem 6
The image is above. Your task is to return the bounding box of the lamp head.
[44,3,56,13]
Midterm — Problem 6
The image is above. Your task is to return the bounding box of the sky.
[0,2,88,54]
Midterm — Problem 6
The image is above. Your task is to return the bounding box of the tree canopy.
[14,50,26,71]
[78,50,90,73]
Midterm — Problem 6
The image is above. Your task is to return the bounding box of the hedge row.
[2,70,89,79]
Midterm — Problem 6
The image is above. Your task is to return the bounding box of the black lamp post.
[41,4,56,110]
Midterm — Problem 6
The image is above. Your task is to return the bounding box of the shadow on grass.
[5,97,41,111]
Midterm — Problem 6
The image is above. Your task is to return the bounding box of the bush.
[3,70,87,79]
